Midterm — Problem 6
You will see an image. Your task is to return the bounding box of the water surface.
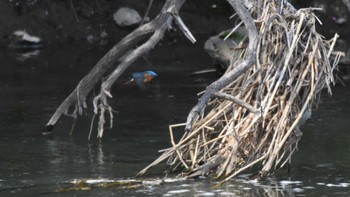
[0,36,349,196]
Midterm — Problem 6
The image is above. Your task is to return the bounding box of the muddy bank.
[0,0,233,47]
[0,0,157,45]
[1,1,349,46]
[1,0,349,76]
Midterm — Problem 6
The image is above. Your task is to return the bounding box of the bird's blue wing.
[132,72,146,89]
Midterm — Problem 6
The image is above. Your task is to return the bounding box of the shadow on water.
[0,35,350,196]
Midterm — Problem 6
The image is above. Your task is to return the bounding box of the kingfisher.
[125,70,158,89]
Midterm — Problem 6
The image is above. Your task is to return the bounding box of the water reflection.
[88,144,105,165]
[41,176,307,197]
[45,139,111,180]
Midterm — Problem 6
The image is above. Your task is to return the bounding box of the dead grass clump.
[139,2,342,184]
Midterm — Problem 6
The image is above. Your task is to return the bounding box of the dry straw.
[139,1,342,184]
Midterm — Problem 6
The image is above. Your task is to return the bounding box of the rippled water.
[0,36,349,196]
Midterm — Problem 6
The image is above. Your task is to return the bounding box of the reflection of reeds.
[140,3,342,184]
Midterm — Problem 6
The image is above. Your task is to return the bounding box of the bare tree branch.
[213,92,260,114]
[185,0,259,132]
[42,23,154,133]
[138,0,259,176]
[43,0,188,134]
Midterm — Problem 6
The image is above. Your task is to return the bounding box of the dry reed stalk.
[138,1,343,183]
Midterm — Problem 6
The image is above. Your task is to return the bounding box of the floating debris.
[167,189,190,194]
[70,178,116,184]
[197,191,215,196]
[218,191,236,196]
[326,183,350,187]
[163,177,187,183]
[113,7,141,27]
[292,188,305,193]
[9,30,42,49]
[280,180,303,186]
[303,186,316,189]
[316,163,335,168]
[142,179,163,186]
[339,183,350,187]
[55,177,187,193]
[190,68,217,76]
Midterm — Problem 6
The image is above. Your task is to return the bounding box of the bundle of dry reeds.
[139,1,342,183]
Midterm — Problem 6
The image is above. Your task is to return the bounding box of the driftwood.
[42,0,192,139]
[138,0,342,184]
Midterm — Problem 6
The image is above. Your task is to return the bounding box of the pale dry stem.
[140,2,341,184]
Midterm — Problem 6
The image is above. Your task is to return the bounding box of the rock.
[333,16,347,25]
[86,34,95,43]
[9,30,42,49]
[113,7,141,27]
[13,30,41,43]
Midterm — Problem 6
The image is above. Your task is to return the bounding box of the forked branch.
[185,0,258,131]
[43,0,190,135]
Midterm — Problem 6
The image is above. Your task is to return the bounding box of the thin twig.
[213,92,260,114]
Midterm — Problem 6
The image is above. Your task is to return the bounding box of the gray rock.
[9,30,42,49]
[13,30,41,43]
[113,7,141,27]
